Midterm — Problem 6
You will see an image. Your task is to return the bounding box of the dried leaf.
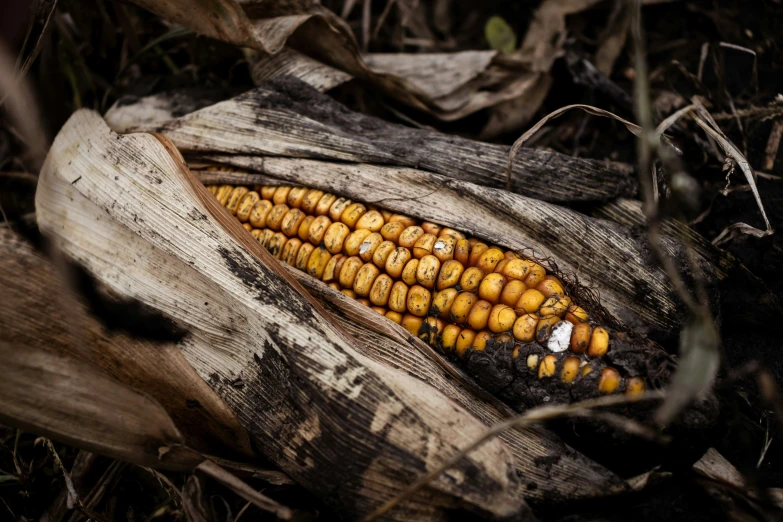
[485,16,517,53]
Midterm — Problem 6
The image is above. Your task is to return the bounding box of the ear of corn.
[206,177,646,398]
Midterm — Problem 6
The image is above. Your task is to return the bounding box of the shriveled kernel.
[538,355,557,379]
[338,256,364,288]
[502,259,534,280]
[472,331,493,351]
[478,273,507,304]
[407,285,432,317]
[388,281,409,313]
[385,247,412,279]
[258,229,274,248]
[437,260,464,290]
[358,233,383,262]
[488,304,516,333]
[353,263,380,296]
[588,327,610,357]
[369,274,394,306]
[412,233,437,259]
[389,214,417,228]
[301,190,325,214]
[439,228,466,240]
[287,187,308,208]
[308,215,332,244]
[421,222,442,236]
[526,354,539,371]
[248,200,273,228]
[401,259,420,286]
[329,197,352,221]
[380,222,406,243]
[427,237,454,264]
[570,323,592,353]
[355,210,384,232]
[324,222,351,254]
[476,248,505,273]
[459,267,485,292]
[260,186,277,200]
[467,300,493,330]
[343,228,372,256]
[468,243,489,267]
[431,288,458,318]
[322,254,343,282]
[626,377,645,397]
[341,202,367,228]
[537,278,565,297]
[516,289,546,313]
[402,314,424,336]
[539,295,571,317]
[281,208,306,237]
[295,243,315,271]
[598,367,620,393]
[385,310,403,324]
[500,279,527,307]
[441,324,462,352]
[536,316,561,344]
[315,193,337,215]
[306,247,332,279]
[215,185,233,205]
[281,238,302,265]
[226,186,249,214]
[272,186,292,205]
[372,241,396,268]
[524,264,546,287]
[415,255,441,289]
[450,292,478,324]
[333,256,347,280]
[561,357,581,383]
[298,215,314,242]
[399,226,425,249]
[420,317,445,344]
[455,329,476,356]
[513,313,539,342]
[341,288,357,299]
[581,364,593,377]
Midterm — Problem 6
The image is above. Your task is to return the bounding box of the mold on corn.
[206,180,647,399]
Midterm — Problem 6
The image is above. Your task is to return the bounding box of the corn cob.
[206,181,645,397]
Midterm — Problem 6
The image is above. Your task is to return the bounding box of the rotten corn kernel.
[207,181,644,396]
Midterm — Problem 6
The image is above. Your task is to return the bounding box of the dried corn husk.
[35,109,526,521]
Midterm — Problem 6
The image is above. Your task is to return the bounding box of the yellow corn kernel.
[488,304,516,333]
[539,295,571,317]
[467,300,492,330]
[372,241,396,268]
[524,264,546,287]
[513,313,538,342]
[389,214,417,228]
[459,267,484,292]
[295,243,315,271]
[500,279,527,307]
[328,282,341,292]
[436,259,464,290]
[501,259,533,280]
[493,259,510,274]
[341,202,367,228]
[266,204,289,231]
[207,184,218,195]
[412,233,437,259]
[401,314,423,336]
[356,298,371,307]
[226,186,249,215]
[215,185,233,205]
[415,255,441,290]
[476,248,505,273]
[322,254,343,283]
[561,356,581,383]
[385,247,412,279]
[421,222,442,236]
[353,263,380,296]
[450,292,478,324]
[248,200,274,228]
[343,228,372,256]
[306,246,332,279]
[338,256,363,288]
[526,354,539,371]
[454,239,471,265]
[371,306,386,315]
[380,222,405,243]
[388,281,409,313]
[432,236,456,262]
[358,232,383,262]
[441,324,462,352]
[598,367,620,393]
[537,278,565,298]
[369,274,394,306]
[281,238,302,266]
[385,310,403,324]
[565,304,589,324]
[250,228,262,240]
[341,288,357,299]
[570,323,591,354]
[279,208,305,237]
[406,285,431,317]
[258,229,274,248]
[236,191,260,222]
[301,189,325,214]
[355,210,384,232]
[315,193,337,215]
[626,377,645,397]
[588,327,609,358]
[286,186,308,208]
[260,186,277,200]
[323,222,350,254]
[581,364,593,377]
[536,316,560,344]
[478,273,507,305]
[431,288,458,318]
[455,329,476,356]
[468,243,489,267]
[329,197,352,221]
[516,289,546,314]
[399,226,425,249]
[538,355,557,379]
[401,259,419,285]
[472,331,493,351]
[308,215,332,244]
[420,317,445,344]
[272,186,292,205]
[297,215,314,242]
[242,223,253,231]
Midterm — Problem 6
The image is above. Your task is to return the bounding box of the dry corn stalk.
[35,109,528,521]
